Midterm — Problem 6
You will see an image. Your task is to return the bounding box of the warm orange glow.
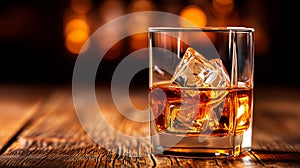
[65,30,89,54]
[98,0,125,22]
[212,0,234,17]
[130,0,155,12]
[103,42,124,60]
[237,96,249,123]
[67,30,88,43]
[70,0,92,14]
[64,19,90,36]
[94,25,124,60]
[129,33,147,54]
[64,18,90,54]
[215,0,234,5]
[179,5,207,27]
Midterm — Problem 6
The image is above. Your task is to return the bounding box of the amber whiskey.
[149,81,253,156]
[150,81,253,135]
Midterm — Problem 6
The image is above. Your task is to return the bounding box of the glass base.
[151,129,252,158]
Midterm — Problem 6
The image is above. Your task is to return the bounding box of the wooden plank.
[0,85,155,167]
[250,86,300,168]
[172,156,217,167]
[0,84,48,153]
[251,150,300,168]
[0,85,300,167]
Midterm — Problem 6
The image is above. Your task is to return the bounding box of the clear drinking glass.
[149,27,255,157]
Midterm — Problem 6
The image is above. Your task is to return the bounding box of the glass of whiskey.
[148,27,255,157]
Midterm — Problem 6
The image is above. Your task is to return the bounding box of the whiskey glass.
[149,27,255,157]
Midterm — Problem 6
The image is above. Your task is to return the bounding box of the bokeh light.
[70,0,92,14]
[212,0,234,17]
[62,0,269,60]
[98,0,125,22]
[129,0,155,12]
[64,18,90,54]
[65,30,89,54]
[126,0,155,51]
[129,33,148,56]
[179,5,207,27]
[64,18,90,36]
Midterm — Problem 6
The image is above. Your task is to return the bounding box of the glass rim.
[148,26,254,33]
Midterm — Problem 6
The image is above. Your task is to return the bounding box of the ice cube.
[153,65,173,81]
[171,47,230,88]
[168,101,210,133]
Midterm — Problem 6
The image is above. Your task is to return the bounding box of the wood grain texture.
[250,86,300,168]
[0,85,299,167]
[0,84,48,153]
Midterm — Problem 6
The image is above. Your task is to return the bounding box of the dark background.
[0,0,298,88]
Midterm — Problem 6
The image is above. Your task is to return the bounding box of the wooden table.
[0,84,299,167]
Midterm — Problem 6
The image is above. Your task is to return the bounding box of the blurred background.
[0,0,296,87]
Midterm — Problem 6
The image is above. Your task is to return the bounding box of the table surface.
[0,84,299,168]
